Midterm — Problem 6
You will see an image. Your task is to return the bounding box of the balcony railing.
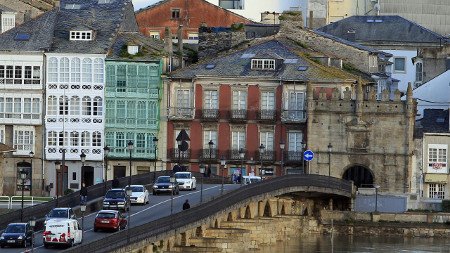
[285,151,303,162]
[281,110,306,123]
[199,148,218,161]
[257,110,276,121]
[230,109,247,121]
[168,107,194,120]
[257,151,275,161]
[228,149,247,161]
[169,148,190,161]
[201,109,219,120]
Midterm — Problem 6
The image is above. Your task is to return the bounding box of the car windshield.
[5,224,25,233]
[105,190,125,198]
[127,186,144,192]
[250,178,261,183]
[175,173,190,179]
[48,209,68,218]
[97,212,116,219]
[156,177,170,183]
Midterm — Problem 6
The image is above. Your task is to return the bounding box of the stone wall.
[420,45,450,83]
[198,30,246,59]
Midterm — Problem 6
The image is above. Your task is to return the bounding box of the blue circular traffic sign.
[303,150,314,161]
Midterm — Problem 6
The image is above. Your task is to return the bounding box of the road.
[2,183,241,253]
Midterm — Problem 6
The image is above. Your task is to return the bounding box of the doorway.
[83,166,94,187]
[114,166,126,179]
[342,165,374,188]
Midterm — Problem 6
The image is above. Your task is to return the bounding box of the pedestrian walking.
[80,183,88,204]
[182,199,190,210]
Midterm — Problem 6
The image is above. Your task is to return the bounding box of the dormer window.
[127,45,139,55]
[70,31,93,41]
[251,59,275,70]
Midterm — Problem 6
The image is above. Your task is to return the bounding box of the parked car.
[45,207,76,223]
[0,223,32,248]
[242,176,262,185]
[93,210,127,232]
[103,188,130,211]
[152,176,180,195]
[43,218,82,248]
[175,172,197,190]
[126,185,149,205]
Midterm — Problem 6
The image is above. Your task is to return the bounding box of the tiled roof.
[317,15,446,44]
[0,0,138,54]
[416,109,449,136]
[107,32,166,61]
[170,39,359,82]
[0,4,16,13]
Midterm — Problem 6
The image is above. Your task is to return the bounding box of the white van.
[242,176,262,185]
[43,218,83,248]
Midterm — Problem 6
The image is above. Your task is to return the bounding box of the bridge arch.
[264,202,272,217]
[342,164,374,188]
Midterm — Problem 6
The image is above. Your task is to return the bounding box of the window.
[59,57,69,82]
[428,144,448,172]
[81,131,90,146]
[232,90,247,110]
[116,132,125,151]
[0,125,4,143]
[23,98,32,119]
[287,91,304,119]
[48,131,57,146]
[219,0,243,9]
[416,62,423,82]
[149,31,160,39]
[32,98,40,118]
[58,131,68,146]
[92,131,101,146]
[70,31,93,41]
[82,58,92,83]
[136,133,145,153]
[260,131,274,151]
[261,91,275,110]
[48,58,58,82]
[93,97,102,116]
[127,46,139,55]
[82,96,92,115]
[203,90,218,109]
[117,101,126,119]
[127,101,136,120]
[14,127,34,152]
[176,89,191,116]
[70,131,79,146]
[288,131,303,151]
[93,58,104,83]
[59,96,68,115]
[14,66,22,84]
[203,130,217,149]
[393,57,406,72]
[429,184,445,199]
[47,96,57,115]
[70,96,80,115]
[0,98,3,118]
[251,59,275,70]
[231,130,245,149]
[188,32,199,40]
[71,58,81,82]
[171,8,180,19]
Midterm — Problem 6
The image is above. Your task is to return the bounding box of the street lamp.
[170,176,175,214]
[29,216,36,253]
[199,164,205,203]
[208,140,214,177]
[80,203,86,240]
[259,144,265,177]
[127,141,134,187]
[80,151,86,186]
[177,140,182,165]
[20,168,27,222]
[126,187,132,243]
[327,143,333,177]
[239,148,245,186]
[280,141,285,176]
[153,137,158,181]
[374,184,380,213]
[301,141,306,174]
[103,146,110,194]
[29,151,34,195]
[220,157,226,195]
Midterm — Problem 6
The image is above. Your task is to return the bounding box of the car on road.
[0,223,33,248]
[175,172,197,190]
[242,176,262,185]
[103,188,130,211]
[152,176,180,195]
[43,218,82,248]
[45,207,76,223]
[126,185,149,205]
[93,210,127,232]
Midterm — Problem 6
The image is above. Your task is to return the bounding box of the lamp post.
[199,164,205,203]
[29,216,35,253]
[239,148,245,186]
[80,152,86,186]
[208,140,214,177]
[19,168,27,222]
[259,144,265,177]
[153,137,158,181]
[170,176,175,214]
[103,146,110,194]
[374,184,380,213]
[29,151,34,195]
[280,142,285,176]
[327,143,333,177]
[220,157,226,195]
[55,161,60,207]
[127,141,133,187]
[80,203,86,240]
[126,187,132,243]
[301,141,306,174]
[177,140,182,165]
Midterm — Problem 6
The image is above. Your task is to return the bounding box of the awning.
[424,174,448,183]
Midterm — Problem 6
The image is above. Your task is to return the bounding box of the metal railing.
[63,174,353,253]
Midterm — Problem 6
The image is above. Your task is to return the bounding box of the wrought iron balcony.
[257,150,275,161]
[281,110,306,123]
[230,109,247,121]
[201,109,219,120]
[199,148,218,161]
[257,110,276,121]
[285,151,303,162]
[169,148,190,161]
[228,149,247,161]
[168,107,194,120]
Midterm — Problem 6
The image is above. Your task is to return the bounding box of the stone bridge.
[64,174,354,253]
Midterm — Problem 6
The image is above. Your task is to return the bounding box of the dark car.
[152,176,180,195]
[103,188,130,211]
[0,223,32,248]
[93,210,127,232]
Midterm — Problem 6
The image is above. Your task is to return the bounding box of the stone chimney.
[309,11,314,29]
[177,25,183,68]
[164,27,173,71]
[278,11,304,34]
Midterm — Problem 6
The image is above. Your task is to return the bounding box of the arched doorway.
[343,165,374,188]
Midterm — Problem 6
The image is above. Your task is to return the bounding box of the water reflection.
[259,234,450,253]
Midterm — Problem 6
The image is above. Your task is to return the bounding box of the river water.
[259,234,450,253]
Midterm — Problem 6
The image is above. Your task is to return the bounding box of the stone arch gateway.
[342,165,374,188]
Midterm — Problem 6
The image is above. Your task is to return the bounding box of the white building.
[0,5,15,33]
[413,70,450,119]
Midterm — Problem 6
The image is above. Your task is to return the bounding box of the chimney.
[164,27,173,71]
[24,10,32,22]
[309,11,314,29]
[55,0,60,9]
[177,25,183,68]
